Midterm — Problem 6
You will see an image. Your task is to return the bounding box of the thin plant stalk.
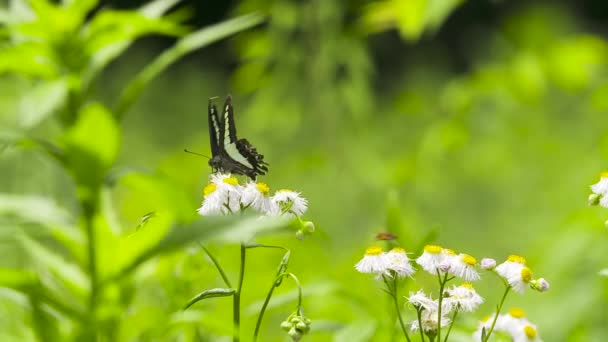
[482,286,511,342]
[383,275,411,342]
[443,308,459,342]
[233,243,246,342]
[416,307,425,342]
[436,272,449,342]
[199,243,232,288]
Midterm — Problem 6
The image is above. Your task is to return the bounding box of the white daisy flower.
[590,171,608,195]
[443,283,484,312]
[495,255,533,294]
[198,174,243,215]
[410,307,451,333]
[406,290,438,311]
[481,257,497,270]
[270,189,308,217]
[449,253,480,281]
[512,323,543,342]
[472,316,493,341]
[241,181,273,214]
[355,246,387,276]
[383,247,415,278]
[530,278,550,292]
[416,245,446,275]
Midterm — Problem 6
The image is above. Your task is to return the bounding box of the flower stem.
[443,308,459,342]
[253,277,278,342]
[482,286,511,342]
[416,308,425,342]
[199,243,232,288]
[436,272,448,342]
[233,243,246,342]
[385,275,411,342]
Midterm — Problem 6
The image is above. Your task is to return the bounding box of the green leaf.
[83,0,183,88]
[115,12,264,118]
[18,78,68,128]
[106,215,290,283]
[0,42,59,78]
[333,320,377,342]
[0,268,38,289]
[62,102,120,190]
[183,288,234,310]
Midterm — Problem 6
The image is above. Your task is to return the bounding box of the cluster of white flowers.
[415,245,480,281]
[354,246,415,279]
[355,244,550,340]
[473,308,542,342]
[589,172,608,226]
[197,173,308,217]
[408,283,484,333]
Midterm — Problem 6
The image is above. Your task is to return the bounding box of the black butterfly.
[207,95,268,180]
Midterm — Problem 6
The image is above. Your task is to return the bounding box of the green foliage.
[1,0,608,341]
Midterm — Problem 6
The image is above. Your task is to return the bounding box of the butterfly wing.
[221,96,258,171]
[208,98,222,157]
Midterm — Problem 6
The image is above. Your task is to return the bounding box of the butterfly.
[207,95,268,180]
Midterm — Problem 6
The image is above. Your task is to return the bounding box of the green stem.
[385,275,411,342]
[436,272,449,342]
[286,273,303,314]
[416,308,425,342]
[83,200,99,339]
[482,286,511,342]
[253,277,279,342]
[233,243,246,342]
[199,243,232,288]
[443,308,459,342]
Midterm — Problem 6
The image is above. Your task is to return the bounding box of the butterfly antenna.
[184,149,210,159]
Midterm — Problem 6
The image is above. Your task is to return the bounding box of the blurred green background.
[1,0,608,341]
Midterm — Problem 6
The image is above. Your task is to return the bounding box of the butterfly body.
[207,96,268,179]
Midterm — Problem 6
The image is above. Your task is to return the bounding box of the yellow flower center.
[600,171,608,179]
[507,255,526,264]
[462,254,477,266]
[523,325,537,338]
[443,248,456,255]
[509,307,526,318]
[365,246,384,256]
[279,188,293,192]
[521,267,533,282]
[461,282,474,289]
[223,177,239,185]
[424,245,442,254]
[391,247,406,253]
[256,182,270,195]
[203,183,217,196]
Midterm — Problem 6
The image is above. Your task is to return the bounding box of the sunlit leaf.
[62,102,119,189]
[183,288,234,310]
[18,78,68,128]
[115,12,264,118]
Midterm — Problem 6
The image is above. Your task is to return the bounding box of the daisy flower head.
[355,246,387,276]
[449,253,480,281]
[410,307,451,334]
[472,316,493,341]
[590,171,608,196]
[513,323,542,342]
[197,173,243,215]
[383,247,415,278]
[416,245,446,275]
[270,189,308,217]
[444,283,484,312]
[406,290,437,311]
[241,181,273,214]
[495,255,532,294]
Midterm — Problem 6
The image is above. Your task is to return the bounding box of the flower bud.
[295,229,305,240]
[530,278,550,292]
[589,193,601,206]
[438,261,451,273]
[281,321,292,331]
[303,220,315,233]
[296,321,307,330]
[480,258,496,270]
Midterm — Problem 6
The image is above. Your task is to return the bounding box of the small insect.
[206,95,268,180]
[376,232,398,241]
